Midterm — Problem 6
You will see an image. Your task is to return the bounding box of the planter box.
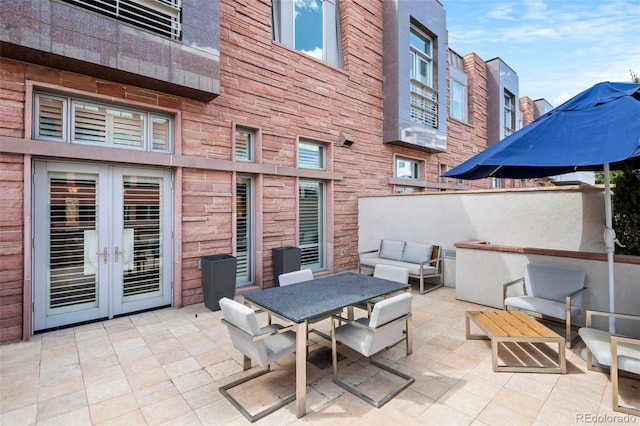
[201,254,237,311]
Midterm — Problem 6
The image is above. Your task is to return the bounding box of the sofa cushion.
[359,257,436,276]
[504,295,581,319]
[379,239,406,261]
[401,242,433,264]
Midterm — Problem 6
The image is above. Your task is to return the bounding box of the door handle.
[103,247,108,264]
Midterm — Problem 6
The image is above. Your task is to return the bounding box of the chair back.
[525,264,586,306]
[367,292,413,355]
[374,264,409,284]
[278,269,314,286]
[219,297,269,365]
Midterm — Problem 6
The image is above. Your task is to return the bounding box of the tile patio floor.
[1,286,638,425]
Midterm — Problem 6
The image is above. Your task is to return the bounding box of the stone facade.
[1,0,542,342]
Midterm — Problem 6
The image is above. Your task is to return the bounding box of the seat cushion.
[504,295,581,319]
[401,242,432,264]
[359,257,436,276]
[379,240,406,261]
[578,327,640,371]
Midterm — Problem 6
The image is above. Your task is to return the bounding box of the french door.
[33,161,173,331]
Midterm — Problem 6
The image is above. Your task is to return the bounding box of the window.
[34,93,173,152]
[394,186,421,194]
[272,0,343,68]
[409,26,438,128]
[450,79,468,122]
[235,128,254,162]
[298,140,325,169]
[299,180,325,270]
[504,90,516,137]
[63,0,182,40]
[395,157,420,179]
[492,178,503,189]
[236,176,254,287]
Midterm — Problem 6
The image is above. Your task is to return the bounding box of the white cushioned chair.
[218,297,296,422]
[356,264,409,316]
[503,264,586,348]
[578,310,640,415]
[331,292,414,408]
[277,268,314,286]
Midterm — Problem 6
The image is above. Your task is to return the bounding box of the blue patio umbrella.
[443,82,640,331]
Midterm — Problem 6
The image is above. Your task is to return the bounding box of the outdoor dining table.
[243,271,410,418]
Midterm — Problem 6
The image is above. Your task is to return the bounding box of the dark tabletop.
[243,272,409,323]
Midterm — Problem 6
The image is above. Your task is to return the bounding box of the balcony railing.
[410,80,438,128]
[64,0,182,40]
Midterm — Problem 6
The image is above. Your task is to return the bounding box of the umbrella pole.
[603,163,616,333]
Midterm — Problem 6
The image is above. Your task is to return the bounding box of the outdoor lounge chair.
[331,292,414,408]
[218,297,296,422]
[503,263,586,348]
[578,310,640,416]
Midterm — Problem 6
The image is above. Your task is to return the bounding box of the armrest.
[358,249,379,256]
[564,286,587,309]
[332,313,411,333]
[502,277,524,308]
[586,310,640,327]
[220,319,296,342]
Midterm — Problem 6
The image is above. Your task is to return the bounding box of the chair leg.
[218,368,295,423]
[333,356,415,408]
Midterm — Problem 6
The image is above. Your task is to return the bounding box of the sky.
[443,0,640,107]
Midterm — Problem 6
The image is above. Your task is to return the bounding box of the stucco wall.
[358,185,639,328]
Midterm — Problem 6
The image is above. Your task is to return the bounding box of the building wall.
[0,0,552,342]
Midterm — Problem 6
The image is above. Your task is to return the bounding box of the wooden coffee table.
[465,311,566,374]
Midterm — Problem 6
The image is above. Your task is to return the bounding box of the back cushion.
[379,239,406,261]
[525,264,586,303]
[401,242,433,264]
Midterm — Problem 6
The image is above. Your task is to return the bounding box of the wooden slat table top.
[468,311,560,339]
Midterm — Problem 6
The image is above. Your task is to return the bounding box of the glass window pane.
[410,28,431,57]
[109,109,144,148]
[73,103,107,144]
[236,176,253,286]
[295,0,324,61]
[299,180,324,270]
[298,140,325,169]
[396,157,419,179]
[236,128,254,162]
[152,116,171,151]
[37,95,65,140]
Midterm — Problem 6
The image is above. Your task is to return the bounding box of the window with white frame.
[272,0,343,68]
[235,128,254,162]
[450,79,468,122]
[409,25,438,128]
[299,180,325,270]
[63,0,182,40]
[34,92,173,152]
[492,177,503,189]
[395,157,420,179]
[504,90,516,137]
[298,139,326,169]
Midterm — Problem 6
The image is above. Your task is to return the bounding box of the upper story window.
[63,0,182,40]
[272,0,343,68]
[298,139,326,170]
[34,92,173,153]
[395,157,420,179]
[449,50,468,123]
[409,25,438,128]
[235,128,255,162]
[504,90,516,137]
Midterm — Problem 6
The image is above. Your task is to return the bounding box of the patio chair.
[331,292,415,408]
[278,269,313,286]
[278,268,335,341]
[503,263,586,348]
[218,297,296,422]
[578,310,640,416]
[355,264,410,316]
